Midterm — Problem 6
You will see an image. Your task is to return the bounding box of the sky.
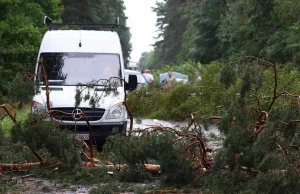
[124,0,158,64]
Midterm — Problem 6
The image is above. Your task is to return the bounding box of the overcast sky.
[124,0,158,64]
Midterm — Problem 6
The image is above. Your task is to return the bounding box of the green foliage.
[128,61,225,121]
[89,182,160,194]
[118,166,151,183]
[152,0,188,66]
[75,78,121,108]
[0,0,61,96]
[104,133,197,184]
[162,83,203,120]
[8,73,36,107]
[90,184,121,194]
[261,0,300,64]
[0,178,18,194]
[128,58,300,191]
[150,0,300,68]
[127,85,165,119]
[0,125,4,146]
[138,51,156,69]
[153,61,203,82]
[10,115,82,168]
[220,63,237,89]
[128,82,205,121]
[69,167,110,184]
[184,0,226,64]
[211,60,300,193]
[0,127,40,164]
[0,105,30,136]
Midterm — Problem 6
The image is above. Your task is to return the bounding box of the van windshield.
[38,53,121,86]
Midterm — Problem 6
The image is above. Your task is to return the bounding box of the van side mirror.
[125,74,137,91]
[44,16,52,25]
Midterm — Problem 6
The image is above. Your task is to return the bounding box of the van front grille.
[50,107,105,121]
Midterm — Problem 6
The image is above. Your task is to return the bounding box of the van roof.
[39,30,122,54]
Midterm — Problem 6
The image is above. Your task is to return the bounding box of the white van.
[31,17,137,147]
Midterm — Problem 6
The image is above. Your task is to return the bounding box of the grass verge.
[0,104,30,136]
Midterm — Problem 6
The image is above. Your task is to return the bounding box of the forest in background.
[0,0,131,101]
[139,0,300,69]
[2,0,300,97]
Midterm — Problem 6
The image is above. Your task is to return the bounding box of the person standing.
[164,70,176,89]
[195,72,201,82]
[142,69,154,83]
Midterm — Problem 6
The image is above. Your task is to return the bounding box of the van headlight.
[31,101,47,115]
[106,103,123,119]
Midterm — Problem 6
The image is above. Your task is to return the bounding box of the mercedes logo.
[72,108,83,120]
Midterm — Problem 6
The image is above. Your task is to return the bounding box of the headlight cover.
[106,103,123,119]
[31,101,47,115]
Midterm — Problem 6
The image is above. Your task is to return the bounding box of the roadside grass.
[0,104,30,136]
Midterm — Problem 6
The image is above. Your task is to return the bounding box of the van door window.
[38,53,121,86]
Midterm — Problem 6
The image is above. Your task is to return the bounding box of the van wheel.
[94,137,107,151]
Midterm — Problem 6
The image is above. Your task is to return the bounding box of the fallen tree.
[209,57,300,193]
[1,57,300,193]
[103,114,214,184]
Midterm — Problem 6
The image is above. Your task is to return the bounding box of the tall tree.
[143,0,300,68]
[61,0,132,67]
[153,0,188,66]
[261,0,300,64]
[218,0,275,60]
[138,52,150,69]
[0,0,61,98]
[183,0,226,64]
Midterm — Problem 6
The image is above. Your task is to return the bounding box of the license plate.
[75,134,90,140]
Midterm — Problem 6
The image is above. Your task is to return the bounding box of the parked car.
[159,72,189,88]
[125,69,148,90]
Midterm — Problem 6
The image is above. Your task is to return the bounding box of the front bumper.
[59,121,127,137]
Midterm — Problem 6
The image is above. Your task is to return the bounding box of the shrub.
[11,115,82,168]
[104,133,197,185]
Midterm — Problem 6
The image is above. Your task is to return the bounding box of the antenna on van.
[44,16,120,31]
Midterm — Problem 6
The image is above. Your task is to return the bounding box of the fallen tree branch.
[210,116,222,120]
[144,164,160,175]
[20,174,35,179]
[38,60,51,110]
[0,104,16,123]
[128,116,212,171]
[0,162,42,170]
[1,104,46,165]
[32,151,45,163]
[144,189,178,194]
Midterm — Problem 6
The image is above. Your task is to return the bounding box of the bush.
[104,133,197,185]
[128,82,207,121]
[10,115,82,168]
